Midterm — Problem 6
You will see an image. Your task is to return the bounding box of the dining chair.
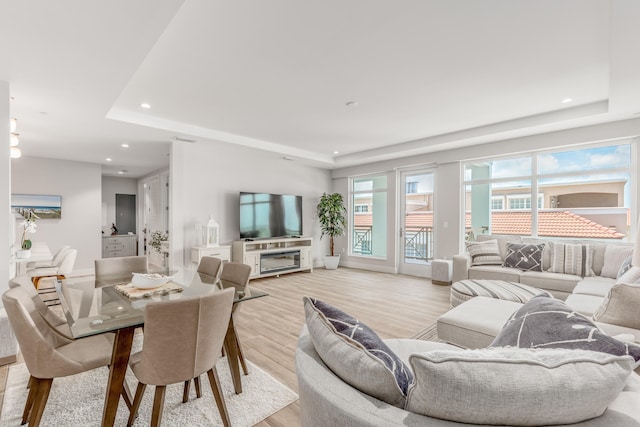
[219,262,252,376]
[127,288,235,427]
[27,248,77,290]
[197,256,224,283]
[95,255,149,281]
[8,276,73,341]
[26,245,70,269]
[2,286,114,427]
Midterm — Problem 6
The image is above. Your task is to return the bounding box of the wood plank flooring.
[0,267,452,426]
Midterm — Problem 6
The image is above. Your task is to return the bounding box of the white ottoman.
[437,297,522,348]
[450,279,552,307]
[431,259,453,286]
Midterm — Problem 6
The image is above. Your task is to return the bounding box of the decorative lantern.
[206,215,219,247]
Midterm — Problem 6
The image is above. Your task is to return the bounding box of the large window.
[464,143,632,241]
[350,175,387,257]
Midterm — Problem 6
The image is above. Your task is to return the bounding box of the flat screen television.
[239,192,303,239]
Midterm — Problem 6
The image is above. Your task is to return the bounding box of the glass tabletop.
[55,267,268,339]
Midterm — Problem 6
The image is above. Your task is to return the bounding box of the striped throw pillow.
[548,242,594,277]
[466,240,502,266]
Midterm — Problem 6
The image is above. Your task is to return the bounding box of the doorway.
[115,194,136,234]
[399,170,436,276]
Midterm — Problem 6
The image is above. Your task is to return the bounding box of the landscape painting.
[11,194,62,219]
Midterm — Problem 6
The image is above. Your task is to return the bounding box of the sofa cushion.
[491,295,640,364]
[519,271,581,296]
[601,246,634,279]
[617,266,640,284]
[466,239,502,266]
[593,284,640,330]
[565,293,606,317]
[468,265,522,282]
[573,276,616,297]
[405,347,635,426]
[548,242,594,276]
[502,242,545,271]
[302,297,412,408]
[451,279,551,307]
[617,256,633,279]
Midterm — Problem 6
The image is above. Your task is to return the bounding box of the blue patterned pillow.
[491,295,640,364]
[303,297,413,407]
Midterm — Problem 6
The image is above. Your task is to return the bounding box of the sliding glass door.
[399,169,435,276]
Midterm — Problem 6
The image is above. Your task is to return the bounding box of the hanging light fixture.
[10,133,19,146]
[10,117,17,133]
[10,146,21,158]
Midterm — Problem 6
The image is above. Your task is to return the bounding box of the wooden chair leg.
[235,332,249,375]
[21,376,36,425]
[207,367,231,427]
[150,385,166,427]
[194,375,202,398]
[127,382,147,427]
[29,377,53,427]
[182,380,191,403]
[122,378,134,410]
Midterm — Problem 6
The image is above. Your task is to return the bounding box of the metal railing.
[404,226,433,262]
[352,225,433,262]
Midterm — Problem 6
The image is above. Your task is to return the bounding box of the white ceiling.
[3,0,639,178]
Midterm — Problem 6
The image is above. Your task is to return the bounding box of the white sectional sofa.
[452,234,633,301]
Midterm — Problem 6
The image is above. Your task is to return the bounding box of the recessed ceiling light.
[345,101,359,107]
[561,98,573,104]
[333,151,339,155]
[140,102,151,109]
[105,158,112,162]
[118,170,126,175]
[121,143,129,148]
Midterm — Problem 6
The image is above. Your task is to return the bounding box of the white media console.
[232,237,313,279]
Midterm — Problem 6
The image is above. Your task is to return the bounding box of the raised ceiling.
[3,0,639,177]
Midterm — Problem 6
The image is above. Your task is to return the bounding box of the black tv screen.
[239,192,303,239]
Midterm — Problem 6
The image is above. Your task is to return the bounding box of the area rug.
[411,322,445,342]
[1,355,297,426]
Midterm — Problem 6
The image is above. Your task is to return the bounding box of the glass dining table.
[54,267,268,427]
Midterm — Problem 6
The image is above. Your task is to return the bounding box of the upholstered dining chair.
[94,255,149,282]
[26,245,70,269]
[8,276,73,341]
[2,286,114,427]
[127,288,235,427]
[219,262,252,376]
[27,248,77,289]
[196,256,224,283]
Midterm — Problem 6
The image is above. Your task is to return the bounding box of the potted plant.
[316,192,347,270]
[17,210,38,258]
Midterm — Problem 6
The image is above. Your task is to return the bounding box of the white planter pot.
[324,254,341,270]
[16,249,31,259]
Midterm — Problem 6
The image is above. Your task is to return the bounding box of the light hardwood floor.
[0,267,452,425]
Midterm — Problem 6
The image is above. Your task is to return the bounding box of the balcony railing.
[352,225,433,262]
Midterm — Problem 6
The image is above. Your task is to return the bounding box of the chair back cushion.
[197,256,223,281]
[220,262,251,288]
[131,287,234,385]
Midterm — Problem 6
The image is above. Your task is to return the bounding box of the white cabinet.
[102,235,137,258]
[232,237,313,279]
[190,245,232,264]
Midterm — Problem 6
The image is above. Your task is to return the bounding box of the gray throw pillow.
[617,256,634,280]
[502,242,545,271]
[491,295,640,364]
[548,242,594,276]
[303,296,413,408]
[406,347,634,426]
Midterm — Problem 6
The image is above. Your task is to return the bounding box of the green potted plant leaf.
[316,192,347,270]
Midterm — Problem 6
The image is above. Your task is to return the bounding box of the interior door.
[399,169,435,277]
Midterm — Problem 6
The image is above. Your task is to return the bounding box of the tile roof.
[354,210,626,239]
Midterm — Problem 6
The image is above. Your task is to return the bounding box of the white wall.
[332,117,640,273]
[11,157,102,273]
[170,139,333,267]
[102,176,138,234]
[1,81,10,292]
